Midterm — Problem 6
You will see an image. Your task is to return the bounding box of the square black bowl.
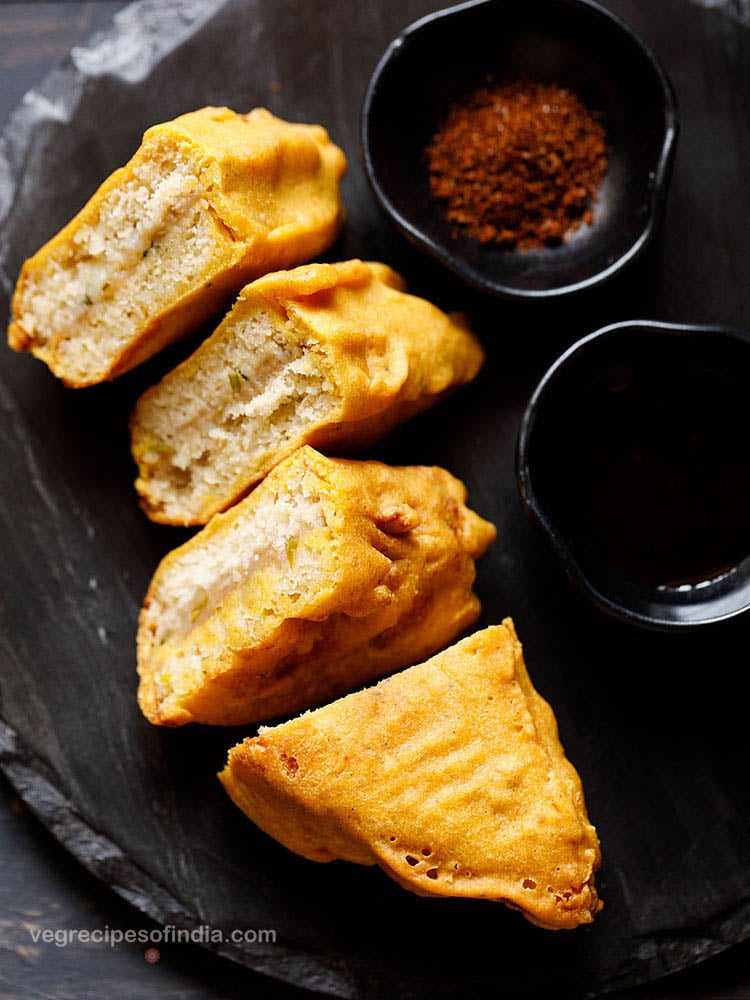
[362,0,679,299]
[516,320,750,629]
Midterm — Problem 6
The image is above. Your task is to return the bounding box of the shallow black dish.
[362,0,678,299]
[517,320,750,629]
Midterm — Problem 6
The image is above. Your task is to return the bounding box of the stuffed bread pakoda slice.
[220,621,602,931]
[130,258,484,525]
[8,107,346,386]
[137,446,496,726]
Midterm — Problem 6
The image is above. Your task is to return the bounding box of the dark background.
[1,2,750,999]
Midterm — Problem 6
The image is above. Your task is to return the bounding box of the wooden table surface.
[1,3,749,998]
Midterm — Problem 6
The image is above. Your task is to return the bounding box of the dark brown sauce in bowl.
[517,321,750,628]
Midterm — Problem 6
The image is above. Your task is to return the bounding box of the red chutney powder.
[425,77,608,251]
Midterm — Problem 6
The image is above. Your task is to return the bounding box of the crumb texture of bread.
[130,258,485,525]
[219,621,602,931]
[8,107,346,386]
[136,446,496,726]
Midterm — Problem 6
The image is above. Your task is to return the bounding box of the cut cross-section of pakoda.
[137,446,496,726]
[130,258,484,525]
[220,621,602,931]
[8,107,346,386]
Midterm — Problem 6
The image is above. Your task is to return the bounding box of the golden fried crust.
[220,621,602,931]
[130,258,484,526]
[8,107,346,386]
[247,259,483,442]
[137,446,496,726]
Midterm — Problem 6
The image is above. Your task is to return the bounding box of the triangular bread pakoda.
[9,108,345,387]
[131,259,484,525]
[138,446,495,726]
[220,620,602,930]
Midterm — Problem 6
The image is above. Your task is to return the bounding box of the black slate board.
[1,1,749,996]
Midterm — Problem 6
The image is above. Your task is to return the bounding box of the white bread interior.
[142,459,326,718]
[17,150,223,386]
[132,306,336,524]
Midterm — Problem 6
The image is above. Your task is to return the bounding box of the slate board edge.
[0,713,359,999]
[4,708,750,1000]
[0,0,231,289]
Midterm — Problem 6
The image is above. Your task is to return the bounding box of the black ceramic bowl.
[517,321,750,629]
[362,0,678,299]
